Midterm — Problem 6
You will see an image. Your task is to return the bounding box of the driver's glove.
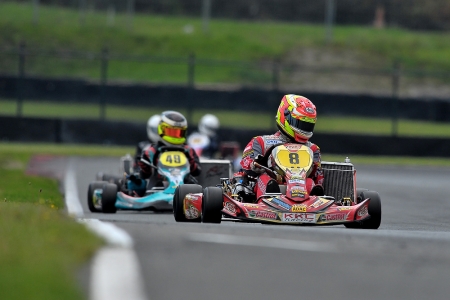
[127,174,143,185]
[250,154,265,174]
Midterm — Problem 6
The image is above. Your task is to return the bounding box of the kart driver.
[187,113,221,158]
[137,110,202,187]
[234,94,324,202]
[132,114,162,171]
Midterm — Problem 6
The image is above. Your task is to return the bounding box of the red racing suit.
[138,141,202,179]
[240,131,324,198]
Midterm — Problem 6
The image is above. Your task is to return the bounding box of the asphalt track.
[65,156,450,300]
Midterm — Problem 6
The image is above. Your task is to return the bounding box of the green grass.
[0,143,108,300]
[2,99,450,138]
[1,1,450,84]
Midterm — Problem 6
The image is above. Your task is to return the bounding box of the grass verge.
[0,144,107,300]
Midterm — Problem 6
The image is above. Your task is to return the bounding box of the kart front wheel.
[101,183,118,214]
[173,184,203,222]
[87,181,106,212]
[202,187,223,224]
[345,190,381,229]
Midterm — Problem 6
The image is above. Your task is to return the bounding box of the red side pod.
[355,199,370,221]
[222,194,241,217]
[183,193,203,220]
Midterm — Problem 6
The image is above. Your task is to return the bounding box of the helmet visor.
[286,114,315,134]
[162,126,186,138]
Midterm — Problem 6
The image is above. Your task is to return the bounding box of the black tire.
[173,184,203,222]
[345,190,382,229]
[202,187,224,224]
[101,183,118,214]
[99,173,122,189]
[87,181,106,212]
[355,188,369,203]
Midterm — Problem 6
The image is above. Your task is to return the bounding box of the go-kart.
[173,143,381,229]
[87,146,192,213]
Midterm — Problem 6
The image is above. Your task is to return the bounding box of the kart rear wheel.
[355,188,369,203]
[101,183,118,214]
[173,184,203,222]
[345,190,381,229]
[87,181,106,212]
[97,173,122,189]
[202,187,223,224]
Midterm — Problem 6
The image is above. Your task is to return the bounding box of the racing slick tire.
[87,181,106,212]
[97,173,122,189]
[202,187,223,224]
[173,184,203,222]
[355,188,369,203]
[345,190,381,229]
[101,183,118,214]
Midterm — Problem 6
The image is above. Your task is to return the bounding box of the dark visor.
[286,114,315,133]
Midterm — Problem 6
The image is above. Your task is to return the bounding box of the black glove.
[254,154,265,166]
[251,154,265,173]
[128,174,143,185]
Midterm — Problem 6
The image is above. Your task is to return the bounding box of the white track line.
[64,159,147,300]
[187,232,337,253]
[64,160,84,218]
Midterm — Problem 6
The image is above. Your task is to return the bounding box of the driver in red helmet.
[235,94,324,202]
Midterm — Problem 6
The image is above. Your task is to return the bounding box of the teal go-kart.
[87,146,193,213]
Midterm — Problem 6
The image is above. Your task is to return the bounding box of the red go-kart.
[173,143,381,229]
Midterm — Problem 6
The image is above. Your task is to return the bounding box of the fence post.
[202,0,212,34]
[324,0,336,44]
[79,0,86,26]
[17,42,26,118]
[32,0,39,25]
[100,47,109,121]
[127,0,135,31]
[391,60,401,137]
[187,53,196,125]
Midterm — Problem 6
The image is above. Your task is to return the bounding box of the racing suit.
[138,141,202,182]
[239,131,324,200]
[133,140,151,172]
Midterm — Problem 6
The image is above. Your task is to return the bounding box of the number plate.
[159,151,187,167]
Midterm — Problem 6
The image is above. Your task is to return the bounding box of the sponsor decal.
[282,213,316,223]
[185,194,200,201]
[243,203,259,208]
[288,179,305,184]
[269,197,291,210]
[291,204,307,212]
[358,205,368,217]
[290,189,306,198]
[285,144,302,151]
[309,198,329,208]
[224,201,237,214]
[265,139,280,145]
[305,107,315,114]
[185,205,199,219]
[337,206,352,211]
[248,210,277,220]
[318,213,349,222]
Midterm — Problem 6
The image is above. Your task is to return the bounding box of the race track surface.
[68,157,450,300]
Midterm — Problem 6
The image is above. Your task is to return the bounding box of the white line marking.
[187,233,337,253]
[64,159,147,300]
[64,159,84,218]
[78,219,134,248]
[90,248,147,300]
